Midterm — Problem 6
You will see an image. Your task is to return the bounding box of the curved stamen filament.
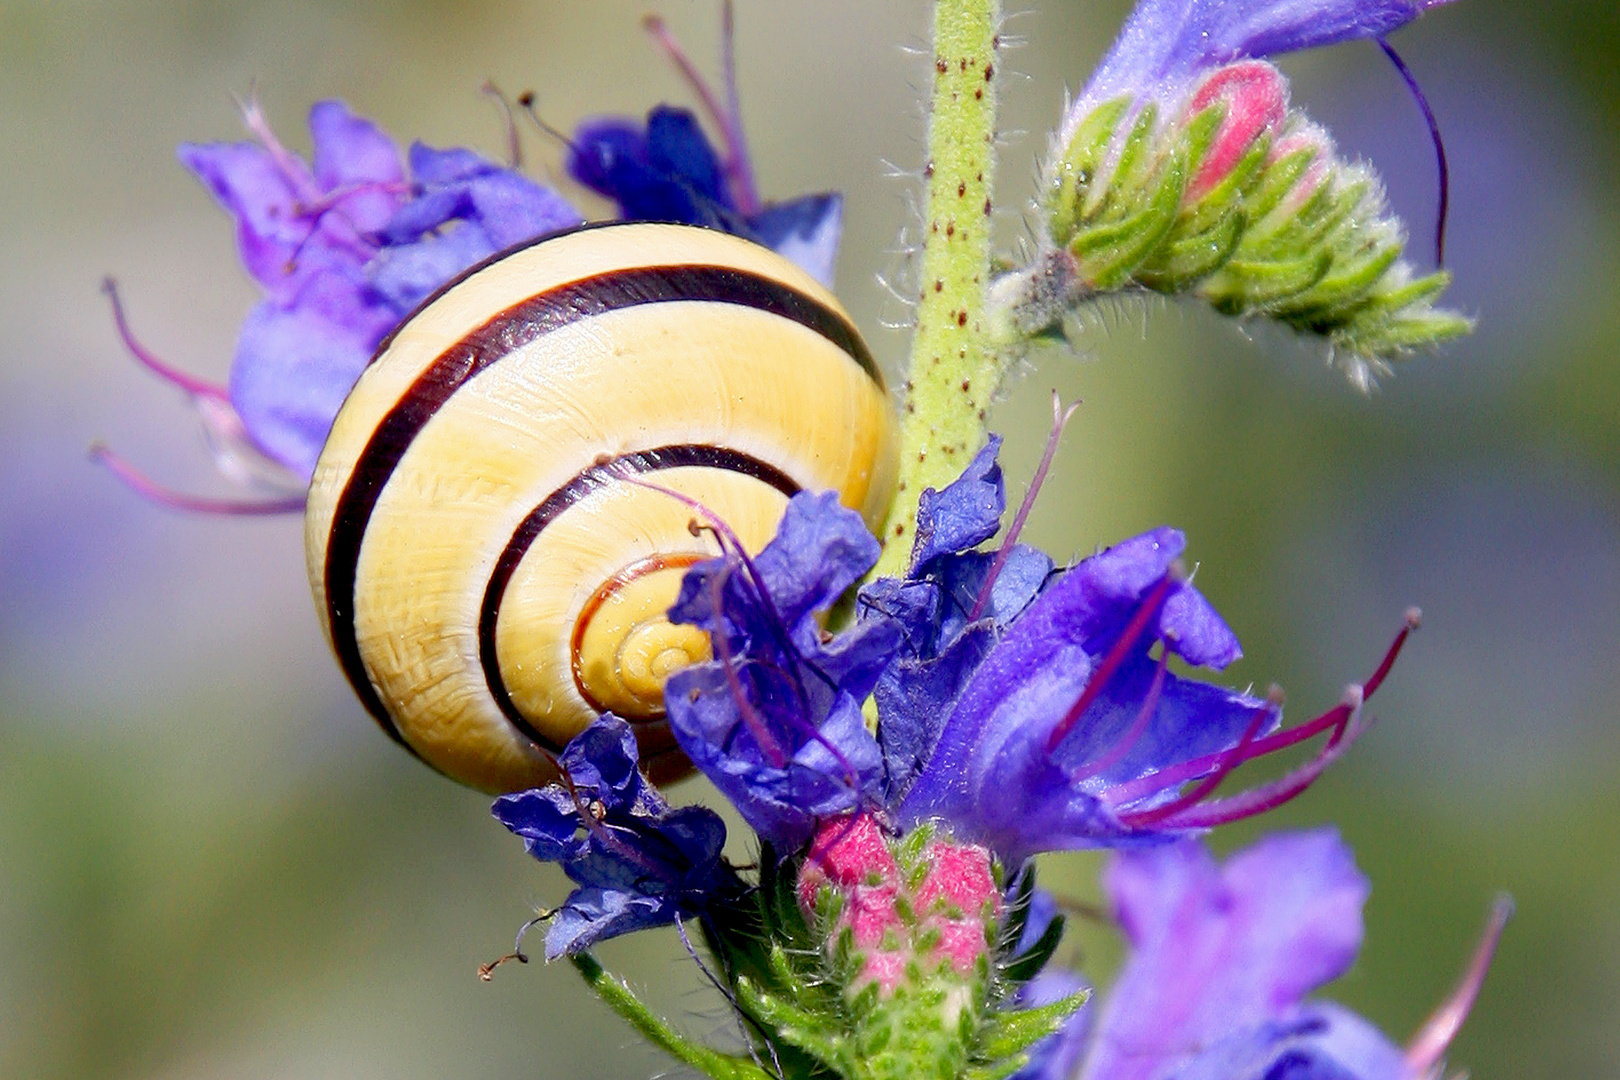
[1106,610,1418,805]
[91,444,305,515]
[968,391,1079,623]
[1377,39,1449,267]
[102,278,228,401]
[1136,690,1364,829]
[1045,572,1175,754]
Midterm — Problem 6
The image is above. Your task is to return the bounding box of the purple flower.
[664,492,899,851]
[567,11,844,287]
[664,441,1414,863]
[1078,0,1457,112]
[102,99,582,508]
[1011,831,1508,1080]
[492,714,743,959]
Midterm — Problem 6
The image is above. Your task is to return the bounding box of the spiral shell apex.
[305,222,898,793]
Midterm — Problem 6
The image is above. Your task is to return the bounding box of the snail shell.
[305,222,898,793]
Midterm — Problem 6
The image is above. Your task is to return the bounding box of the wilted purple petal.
[911,436,1006,569]
[179,140,318,295]
[492,715,738,960]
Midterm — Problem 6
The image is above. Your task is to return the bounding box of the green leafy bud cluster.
[1001,64,1472,384]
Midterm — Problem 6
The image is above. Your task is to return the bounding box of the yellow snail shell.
[304,222,898,793]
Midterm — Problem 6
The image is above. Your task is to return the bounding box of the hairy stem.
[571,953,772,1080]
[874,0,1003,577]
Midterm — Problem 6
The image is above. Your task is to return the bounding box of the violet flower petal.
[1167,1003,1410,1080]
[1082,831,1369,1080]
[1085,0,1456,106]
[228,271,400,478]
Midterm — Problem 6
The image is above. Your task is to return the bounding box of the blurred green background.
[2,1,1616,1076]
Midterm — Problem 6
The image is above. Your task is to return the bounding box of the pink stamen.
[238,93,323,207]
[1045,572,1177,754]
[559,768,671,878]
[1105,610,1418,804]
[968,392,1080,624]
[1118,691,1280,828]
[1137,691,1365,829]
[481,81,525,169]
[102,278,228,401]
[91,443,305,515]
[1070,644,1170,783]
[1405,895,1514,1076]
[643,4,760,214]
[707,566,790,769]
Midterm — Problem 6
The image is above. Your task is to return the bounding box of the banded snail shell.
[305,222,898,793]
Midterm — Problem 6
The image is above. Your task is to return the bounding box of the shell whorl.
[305,223,898,793]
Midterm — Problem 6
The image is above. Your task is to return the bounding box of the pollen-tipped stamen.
[968,391,1080,624]
[1140,688,1366,829]
[1404,894,1514,1076]
[1105,609,1419,804]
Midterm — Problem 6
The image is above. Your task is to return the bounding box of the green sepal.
[571,953,775,1080]
[1135,208,1246,291]
[1047,96,1131,245]
[975,986,1090,1061]
[1269,242,1403,324]
[1242,145,1320,223]
[735,973,851,1072]
[1199,247,1333,312]
[1068,150,1186,290]
[1095,103,1163,216]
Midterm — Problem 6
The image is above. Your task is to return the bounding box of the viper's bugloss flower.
[566,11,842,289]
[492,714,744,960]
[666,439,1414,864]
[569,106,843,289]
[1016,0,1470,379]
[103,13,845,510]
[664,492,899,852]
[1011,831,1509,1080]
[99,99,580,507]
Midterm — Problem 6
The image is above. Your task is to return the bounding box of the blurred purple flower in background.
[1013,831,1510,1080]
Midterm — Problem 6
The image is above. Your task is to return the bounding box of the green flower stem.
[570,953,772,1080]
[874,0,1003,578]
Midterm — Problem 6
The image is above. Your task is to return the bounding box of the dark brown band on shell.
[324,262,854,748]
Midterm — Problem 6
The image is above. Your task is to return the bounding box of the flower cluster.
[103,1,1503,1079]
[492,434,1449,1080]
[993,0,1470,384]
[100,21,840,510]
